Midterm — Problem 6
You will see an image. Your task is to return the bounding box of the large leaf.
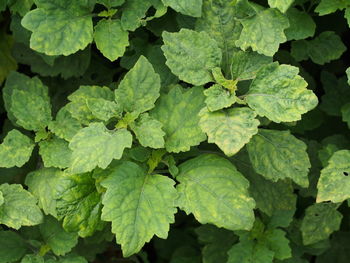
[115,56,160,115]
[150,86,206,153]
[0,183,43,229]
[285,8,316,40]
[199,107,259,156]
[162,29,222,85]
[0,231,27,263]
[21,0,94,55]
[245,62,318,123]
[101,161,178,257]
[0,130,34,168]
[69,122,132,173]
[177,154,255,230]
[247,129,311,187]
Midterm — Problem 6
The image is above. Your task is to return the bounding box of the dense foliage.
[0,0,350,262]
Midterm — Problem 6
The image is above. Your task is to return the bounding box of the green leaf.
[130,113,165,148]
[0,192,3,207]
[236,8,289,56]
[285,8,316,40]
[195,0,243,75]
[0,130,34,168]
[120,0,155,31]
[55,172,103,237]
[40,216,78,256]
[115,56,160,115]
[97,0,125,8]
[21,0,94,55]
[263,229,291,260]
[150,86,206,153]
[268,0,294,13]
[0,231,27,263]
[291,31,347,65]
[177,154,255,230]
[93,19,129,61]
[315,0,349,15]
[227,239,274,263]
[230,50,272,80]
[341,103,350,128]
[69,123,132,173]
[245,63,318,123]
[0,32,17,85]
[199,107,259,156]
[48,107,82,141]
[301,203,342,245]
[101,161,177,257]
[25,168,63,217]
[39,137,72,169]
[161,0,202,17]
[86,98,122,121]
[247,129,311,187]
[8,0,33,16]
[317,150,350,203]
[21,255,44,263]
[0,183,43,229]
[203,84,236,112]
[162,29,222,85]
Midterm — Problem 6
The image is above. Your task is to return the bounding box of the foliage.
[0,0,349,262]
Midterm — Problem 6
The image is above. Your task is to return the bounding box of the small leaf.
[268,0,294,13]
[39,137,72,169]
[86,98,122,121]
[227,239,274,263]
[161,0,202,17]
[204,84,236,112]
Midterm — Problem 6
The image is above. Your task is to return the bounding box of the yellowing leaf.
[268,0,294,13]
[162,0,202,17]
[39,137,72,169]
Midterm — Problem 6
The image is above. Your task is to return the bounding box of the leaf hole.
[314,213,319,217]
[343,171,349,176]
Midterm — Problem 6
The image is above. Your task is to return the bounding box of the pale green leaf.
[101,161,177,257]
[203,84,236,112]
[150,86,206,153]
[0,130,34,168]
[247,129,311,187]
[130,113,165,148]
[25,168,62,217]
[245,63,318,123]
[236,8,289,56]
[39,137,72,169]
[0,231,27,263]
[177,154,255,230]
[268,0,294,13]
[195,0,243,75]
[86,98,122,121]
[199,107,259,156]
[162,0,202,17]
[21,0,94,55]
[69,123,132,173]
[301,203,342,245]
[317,150,350,203]
[0,32,17,85]
[162,29,222,85]
[227,239,274,263]
[48,107,82,141]
[94,19,129,61]
[0,192,3,207]
[0,183,43,229]
[285,8,316,40]
[315,0,349,15]
[115,55,160,115]
[40,216,78,256]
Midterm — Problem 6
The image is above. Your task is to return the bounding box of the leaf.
[161,29,222,85]
[120,0,154,31]
[203,84,236,112]
[21,0,94,55]
[69,122,132,173]
[317,150,350,203]
[227,239,274,263]
[55,172,103,237]
[86,98,122,121]
[0,183,43,229]
[0,31,17,84]
[101,161,178,257]
[199,107,260,156]
[0,231,27,263]
[195,0,243,75]
[48,107,82,141]
[97,0,125,8]
[315,0,349,15]
[40,216,78,256]
[268,0,294,13]
[236,8,289,56]
[341,103,350,128]
[0,130,35,168]
[21,255,44,263]
[93,19,129,61]
[150,86,206,153]
[115,56,160,115]
[25,168,63,217]
[263,229,291,260]
[130,113,165,148]
[39,137,72,169]
[161,0,202,17]
[0,192,3,207]
[247,129,311,187]
[285,8,316,40]
[301,203,342,245]
[177,154,255,230]
[245,63,318,123]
